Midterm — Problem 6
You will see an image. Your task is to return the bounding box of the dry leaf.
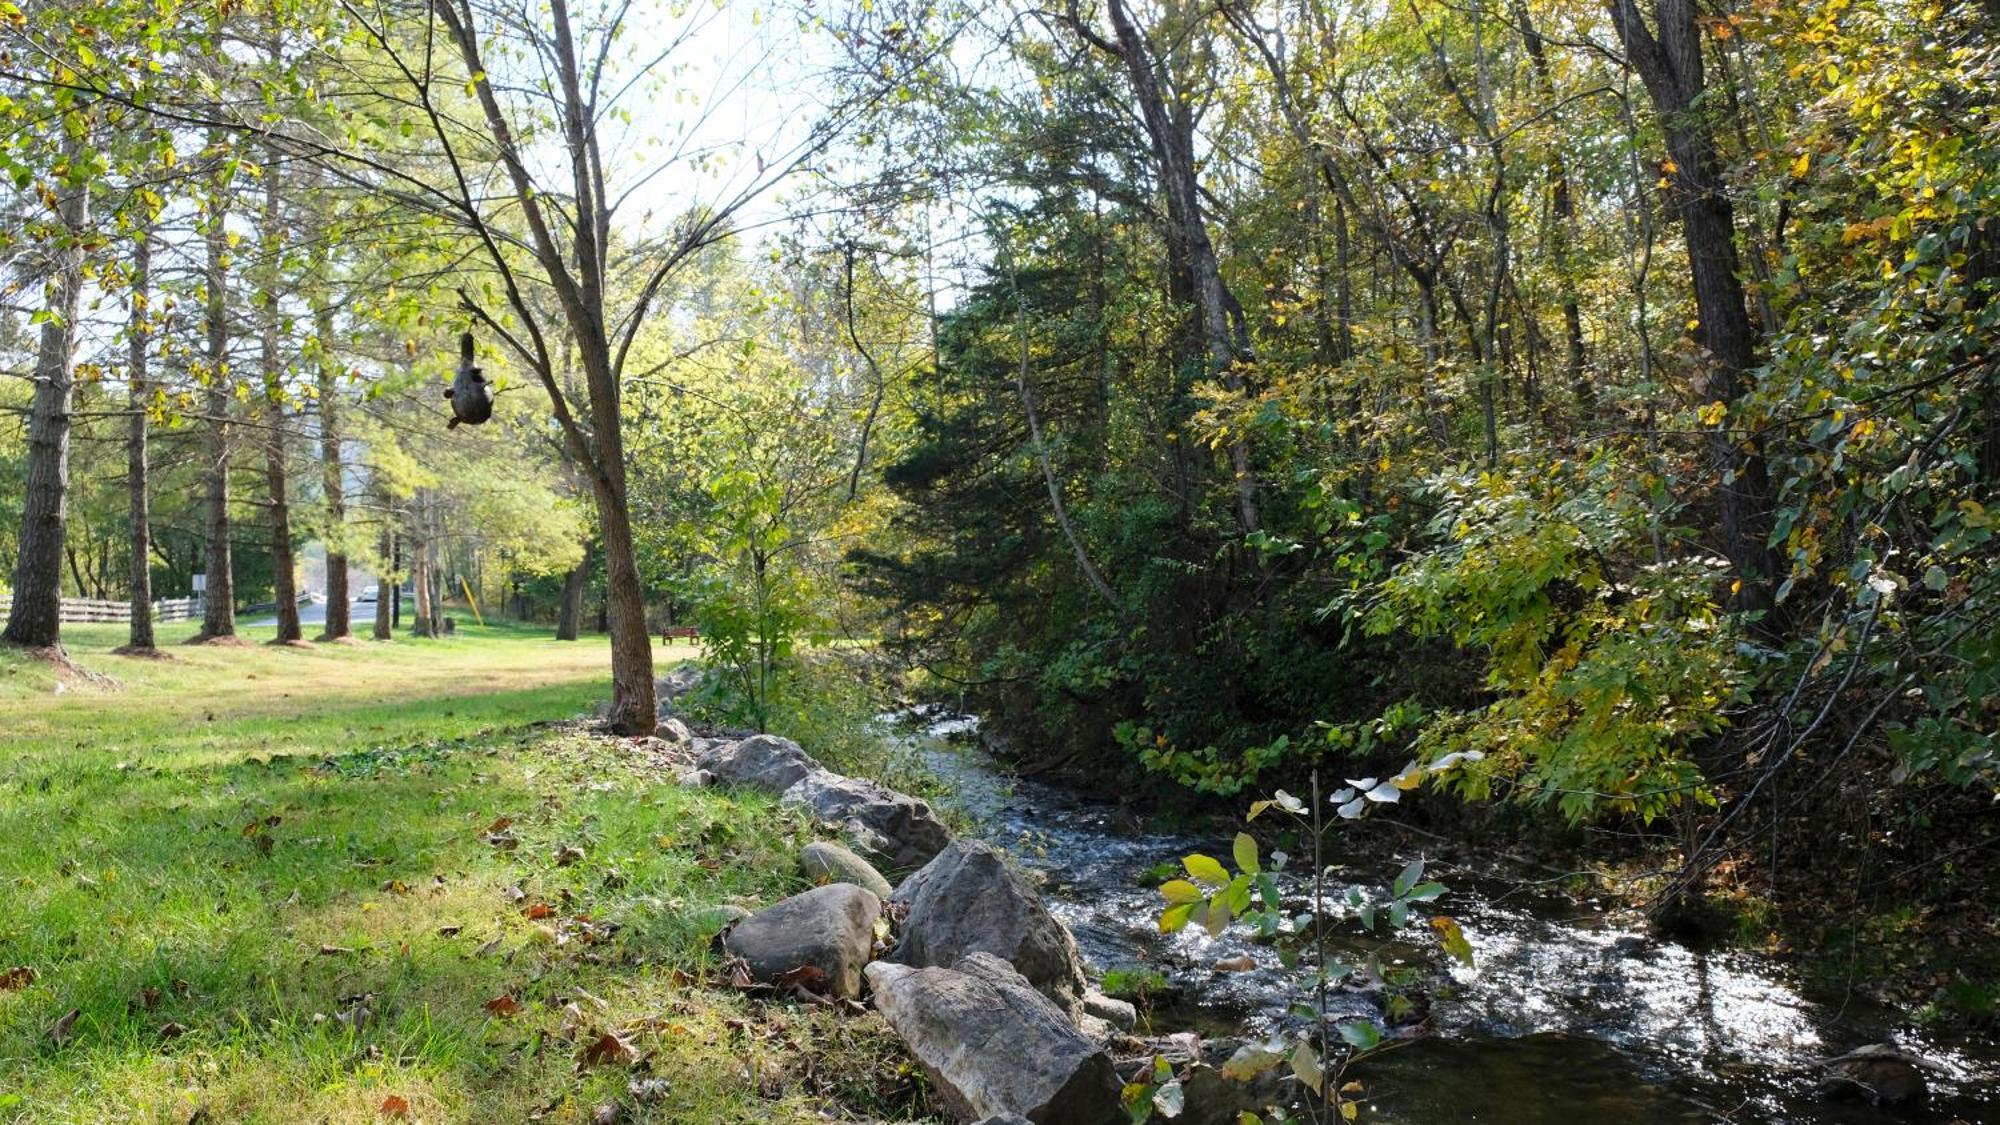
[0,966,36,991]
[159,1021,188,1038]
[487,816,513,834]
[554,844,585,867]
[523,902,555,920]
[47,1007,79,1044]
[436,925,462,938]
[484,995,523,1018]
[318,944,355,957]
[577,1029,640,1069]
[1213,954,1257,973]
[379,1094,411,1118]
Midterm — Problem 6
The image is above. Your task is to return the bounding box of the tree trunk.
[1608,0,1782,624]
[372,516,393,641]
[264,409,301,643]
[556,553,586,640]
[315,295,349,639]
[1515,0,1590,404]
[261,160,301,645]
[196,154,237,642]
[1104,0,1259,535]
[125,231,156,651]
[410,501,434,638]
[1,139,88,651]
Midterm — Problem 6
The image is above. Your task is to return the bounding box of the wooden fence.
[0,595,204,625]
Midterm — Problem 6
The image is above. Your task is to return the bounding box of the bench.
[660,626,700,643]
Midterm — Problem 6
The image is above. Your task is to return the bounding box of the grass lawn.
[0,622,930,1123]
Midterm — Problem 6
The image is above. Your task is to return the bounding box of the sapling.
[1124,762,1480,1123]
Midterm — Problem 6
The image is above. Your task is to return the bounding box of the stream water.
[891,711,1997,1124]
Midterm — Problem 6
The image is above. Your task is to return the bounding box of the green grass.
[0,623,932,1123]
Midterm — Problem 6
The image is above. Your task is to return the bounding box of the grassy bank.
[0,624,928,1123]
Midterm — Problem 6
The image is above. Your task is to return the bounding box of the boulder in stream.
[801,840,895,899]
[888,839,1087,1015]
[697,734,822,794]
[865,953,1122,1123]
[782,770,952,871]
[1817,1043,1938,1106]
[722,883,880,999]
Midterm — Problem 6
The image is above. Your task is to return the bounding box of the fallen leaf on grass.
[381,880,410,895]
[484,995,523,1018]
[486,832,519,851]
[158,1021,188,1039]
[487,816,514,834]
[771,964,830,996]
[590,1103,622,1125]
[523,902,555,920]
[379,1094,410,1118]
[318,944,355,957]
[137,985,161,1009]
[0,966,36,991]
[503,884,527,904]
[436,925,462,938]
[577,1029,641,1069]
[46,1007,78,1045]
[554,844,585,867]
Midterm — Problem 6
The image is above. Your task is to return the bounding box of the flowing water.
[892,711,1997,1124]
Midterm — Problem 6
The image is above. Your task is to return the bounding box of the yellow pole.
[459,576,486,626]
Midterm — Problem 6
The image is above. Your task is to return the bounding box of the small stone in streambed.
[800,840,894,898]
[1081,990,1137,1031]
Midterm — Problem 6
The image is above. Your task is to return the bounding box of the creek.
[891,710,1997,1124]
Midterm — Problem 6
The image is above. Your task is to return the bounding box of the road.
[242,600,381,629]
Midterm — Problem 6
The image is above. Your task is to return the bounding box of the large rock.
[723,883,880,999]
[697,735,822,794]
[801,840,894,899]
[1817,1044,1937,1105]
[781,770,953,872]
[890,839,1086,1013]
[866,954,1121,1124]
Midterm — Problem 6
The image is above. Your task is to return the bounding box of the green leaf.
[1336,1020,1382,1050]
[1233,833,1259,876]
[1160,879,1202,905]
[1152,1080,1185,1118]
[1220,1038,1287,1081]
[1289,1041,1324,1093]
[1204,893,1233,937]
[1159,902,1197,934]
[1392,858,1424,898]
[1183,853,1229,888]
[1404,882,1447,903]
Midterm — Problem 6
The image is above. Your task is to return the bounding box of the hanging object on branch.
[444,332,494,429]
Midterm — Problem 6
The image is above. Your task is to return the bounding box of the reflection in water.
[891,711,1998,1124]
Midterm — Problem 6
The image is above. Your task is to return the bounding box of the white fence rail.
[0,594,205,625]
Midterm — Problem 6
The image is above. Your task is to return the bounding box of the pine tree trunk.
[125,232,156,651]
[1,140,87,651]
[265,412,300,643]
[372,516,393,641]
[196,158,237,642]
[316,296,349,639]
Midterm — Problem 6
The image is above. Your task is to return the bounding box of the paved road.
[242,600,380,629]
